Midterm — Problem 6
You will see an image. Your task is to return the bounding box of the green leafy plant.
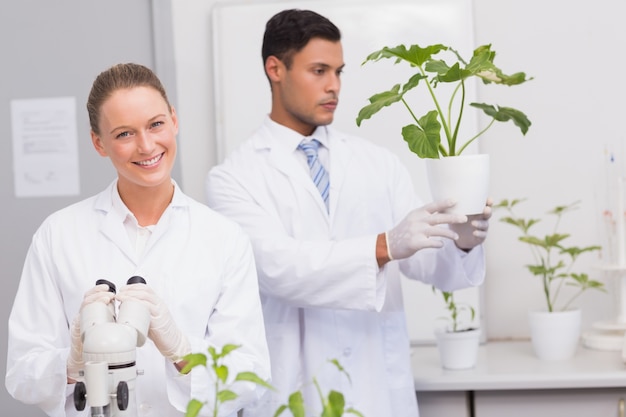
[182,346,364,417]
[356,43,532,159]
[273,359,364,417]
[182,344,273,417]
[433,288,476,332]
[495,199,605,312]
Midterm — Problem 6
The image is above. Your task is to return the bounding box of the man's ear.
[265,56,283,83]
[91,131,107,157]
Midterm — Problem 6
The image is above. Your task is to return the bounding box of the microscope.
[73,276,150,417]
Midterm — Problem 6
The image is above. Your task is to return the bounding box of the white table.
[411,341,626,417]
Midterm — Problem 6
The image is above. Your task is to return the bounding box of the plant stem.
[562,289,584,311]
[213,378,219,417]
[313,377,326,409]
[457,119,495,155]
[449,81,466,155]
[508,204,554,312]
[401,97,422,129]
[547,211,565,311]
[543,270,553,312]
[420,66,453,152]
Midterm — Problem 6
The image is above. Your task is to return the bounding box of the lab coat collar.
[93,179,188,214]
[258,116,330,152]
[255,117,352,219]
[93,179,189,264]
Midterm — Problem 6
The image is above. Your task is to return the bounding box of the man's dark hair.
[262,9,341,69]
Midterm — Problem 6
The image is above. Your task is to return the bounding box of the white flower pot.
[425,154,490,215]
[528,309,581,361]
[434,328,481,370]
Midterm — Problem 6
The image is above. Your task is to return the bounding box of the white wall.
[473,0,624,339]
[172,0,625,340]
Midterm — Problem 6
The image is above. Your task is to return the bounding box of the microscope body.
[74,278,150,417]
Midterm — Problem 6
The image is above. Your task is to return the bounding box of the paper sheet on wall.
[11,97,80,197]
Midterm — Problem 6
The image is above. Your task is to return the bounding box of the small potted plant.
[432,288,481,370]
[495,199,605,360]
[356,43,532,214]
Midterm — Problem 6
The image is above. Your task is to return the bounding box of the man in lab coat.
[206,8,491,417]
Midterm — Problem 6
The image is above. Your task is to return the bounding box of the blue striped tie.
[299,139,330,212]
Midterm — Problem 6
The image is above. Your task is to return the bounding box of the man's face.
[268,38,345,136]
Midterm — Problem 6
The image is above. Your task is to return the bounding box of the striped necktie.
[298,139,330,212]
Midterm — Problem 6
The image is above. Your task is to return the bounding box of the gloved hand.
[386,199,468,260]
[116,284,190,363]
[449,198,493,251]
[67,315,83,382]
[67,283,116,382]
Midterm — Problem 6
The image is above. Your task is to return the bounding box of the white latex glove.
[67,284,115,381]
[449,198,493,251]
[386,199,468,260]
[116,284,190,363]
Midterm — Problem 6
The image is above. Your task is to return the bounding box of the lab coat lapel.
[327,130,350,217]
[142,186,183,257]
[95,185,136,264]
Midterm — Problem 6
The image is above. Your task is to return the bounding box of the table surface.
[411,340,626,391]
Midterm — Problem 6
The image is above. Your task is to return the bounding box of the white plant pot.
[434,328,481,370]
[528,309,581,361]
[425,154,490,215]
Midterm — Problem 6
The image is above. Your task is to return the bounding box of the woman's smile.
[135,152,164,167]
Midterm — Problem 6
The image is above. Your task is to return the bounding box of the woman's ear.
[170,106,179,135]
[91,131,107,157]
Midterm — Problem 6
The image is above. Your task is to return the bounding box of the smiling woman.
[90,83,179,226]
[5,63,271,417]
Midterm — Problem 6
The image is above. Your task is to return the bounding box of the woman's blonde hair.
[87,63,171,135]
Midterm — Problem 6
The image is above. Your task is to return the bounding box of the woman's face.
[91,86,178,193]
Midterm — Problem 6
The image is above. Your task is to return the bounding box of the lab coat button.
[343,347,351,356]
[139,402,152,415]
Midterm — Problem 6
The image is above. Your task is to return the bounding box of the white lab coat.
[6,180,270,417]
[206,118,485,417]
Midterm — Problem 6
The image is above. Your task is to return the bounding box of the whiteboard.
[211,0,483,343]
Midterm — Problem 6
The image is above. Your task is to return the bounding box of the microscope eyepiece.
[95,279,116,294]
[127,276,146,285]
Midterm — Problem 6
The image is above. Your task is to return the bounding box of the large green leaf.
[362,44,448,67]
[235,371,275,390]
[217,389,238,403]
[468,45,531,85]
[560,245,602,258]
[322,391,345,417]
[426,61,471,83]
[356,84,402,126]
[180,353,207,374]
[401,110,441,158]
[401,72,428,94]
[185,399,204,417]
[470,103,531,135]
[288,391,305,417]
[215,364,228,383]
[219,344,241,358]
